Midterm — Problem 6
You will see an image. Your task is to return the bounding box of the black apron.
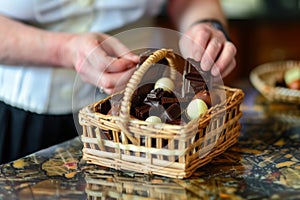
[0,101,78,164]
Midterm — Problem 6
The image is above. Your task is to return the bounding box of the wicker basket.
[79,49,244,179]
[250,60,300,104]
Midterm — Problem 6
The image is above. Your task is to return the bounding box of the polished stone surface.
[0,80,299,200]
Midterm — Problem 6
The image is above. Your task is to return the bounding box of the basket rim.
[79,85,244,130]
[250,60,300,104]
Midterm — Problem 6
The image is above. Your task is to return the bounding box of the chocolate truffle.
[186,99,208,120]
[145,116,162,123]
[193,90,211,107]
[154,77,175,92]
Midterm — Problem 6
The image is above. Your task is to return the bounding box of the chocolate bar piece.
[185,73,205,82]
[190,81,208,93]
[161,97,190,105]
[182,58,212,96]
[144,88,173,107]
[160,103,182,122]
[133,83,154,100]
[135,104,151,120]
[131,83,155,115]
[93,100,111,114]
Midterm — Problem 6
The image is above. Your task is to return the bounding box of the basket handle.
[116,49,178,145]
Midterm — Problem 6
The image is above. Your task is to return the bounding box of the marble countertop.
[0,80,299,200]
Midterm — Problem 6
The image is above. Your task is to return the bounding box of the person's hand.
[63,32,139,94]
[179,22,236,78]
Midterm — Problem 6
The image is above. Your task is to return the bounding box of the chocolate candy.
[161,97,191,111]
[186,99,208,120]
[131,83,155,107]
[144,88,174,107]
[154,77,175,92]
[193,90,211,107]
[145,116,162,123]
[182,58,212,95]
[161,97,190,105]
[94,52,215,126]
[93,99,111,114]
[185,73,205,82]
[160,103,182,122]
[144,88,164,107]
[135,104,151,120]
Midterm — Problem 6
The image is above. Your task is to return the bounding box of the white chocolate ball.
[154,77,175,92]
[145,116,162,123]
[186,99,208,120]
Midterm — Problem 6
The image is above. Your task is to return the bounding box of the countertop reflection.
[0,80,299,200]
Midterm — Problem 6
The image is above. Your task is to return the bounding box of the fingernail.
[127,54,140,62]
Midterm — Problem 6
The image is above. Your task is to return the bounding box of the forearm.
[0,15,73,68]
[168,0,227,32]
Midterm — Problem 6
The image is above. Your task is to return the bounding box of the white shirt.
[0,0,165,114]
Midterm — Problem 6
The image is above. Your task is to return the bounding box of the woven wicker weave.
[250,60,300,104]
[79,49,244,179]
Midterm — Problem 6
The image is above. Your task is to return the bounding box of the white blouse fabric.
[0,0,165,114]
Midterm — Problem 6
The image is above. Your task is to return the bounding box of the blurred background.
[221,0,300,84]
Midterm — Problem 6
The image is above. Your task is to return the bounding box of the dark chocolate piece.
[144,88,172,107]
[161,97,191,105]
[190,81,208,93]
[133,83,155,100]
[160,103,182,122]
[185,73,205,82]
[93,100,111,114]
[182,58,212,96]
[135,104,151,120]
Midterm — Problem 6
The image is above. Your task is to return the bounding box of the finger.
[101,36,139,63]
[88,47,137,73]
[191,29,211,61]
[179,26,210,61]
[201,37,223,72]
[97,67,136,94]
[211,42,237,76]
[221,58,236,78]
[212,59,236,81]
[105,57,137,73]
